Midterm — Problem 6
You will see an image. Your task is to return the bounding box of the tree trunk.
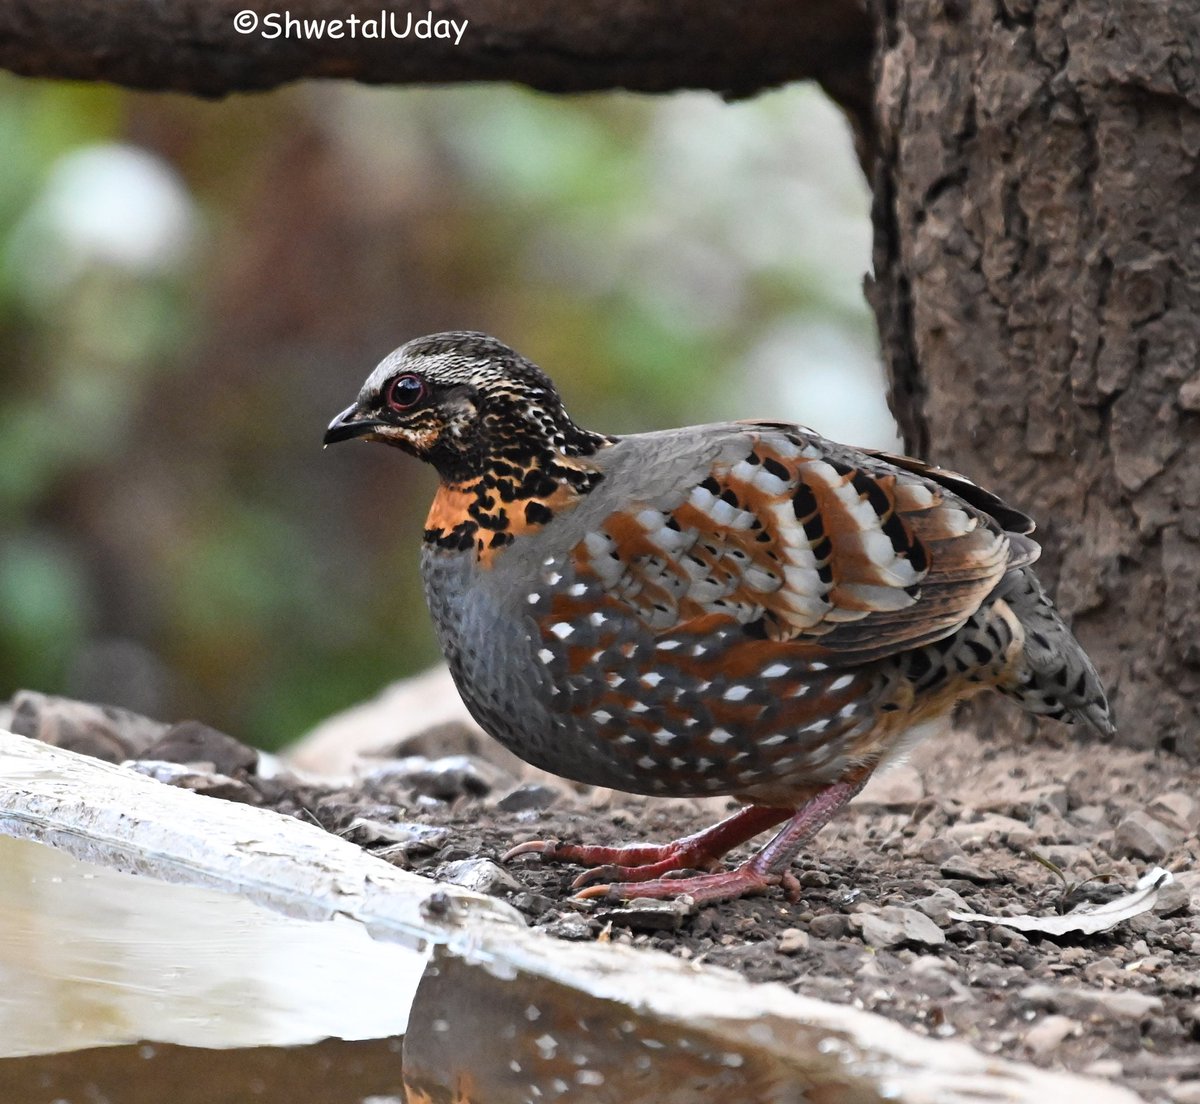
[868,0,1200,756]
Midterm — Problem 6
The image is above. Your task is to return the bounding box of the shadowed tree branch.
[0,1,872,130]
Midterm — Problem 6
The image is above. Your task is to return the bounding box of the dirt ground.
[8,691,1200,1104]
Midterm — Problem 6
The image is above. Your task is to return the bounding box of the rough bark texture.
[869,0,1200,756]
[0,1,872,127]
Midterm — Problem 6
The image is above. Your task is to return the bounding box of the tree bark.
[0,1,872,130]
[869,0,1200,756]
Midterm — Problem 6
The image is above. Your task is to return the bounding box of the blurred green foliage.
[0,76,881,749]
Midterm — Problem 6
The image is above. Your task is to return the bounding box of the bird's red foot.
[504,776,870,907]
[502,804,792,881]
[574,862,803,905]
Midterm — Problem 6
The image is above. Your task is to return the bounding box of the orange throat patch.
[423,455,603,567]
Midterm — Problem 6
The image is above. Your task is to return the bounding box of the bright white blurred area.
[7,143,196,300]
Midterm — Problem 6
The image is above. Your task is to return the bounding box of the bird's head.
[324,331,609,483]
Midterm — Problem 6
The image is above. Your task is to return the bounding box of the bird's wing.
[564,423,1037,664]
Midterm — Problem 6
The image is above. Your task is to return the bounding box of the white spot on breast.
[527,593,540,605]
[709,728,735,744]
[544,570,563,585]
[592,709,612,724]
[630,701,648,713]
[830,673,854,691]
[652,727,674,746]
[589,610,607,626]
[763,733,788,746]
[723,685,751,701]
[642,671,663,687]
[691,643,708,656]
[550,622,574,639]
[637,756,656,769]
[617,733,637,745]
[606,672,624,687]
[762,663,789,678]
[537,648,554,664]
[656,639,681,651]
[567,582,587,596]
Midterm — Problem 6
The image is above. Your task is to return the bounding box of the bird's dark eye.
[386,373,426,412]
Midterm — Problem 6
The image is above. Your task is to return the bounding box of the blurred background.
[0,77,889,750]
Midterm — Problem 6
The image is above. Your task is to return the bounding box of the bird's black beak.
[323,404,386,446]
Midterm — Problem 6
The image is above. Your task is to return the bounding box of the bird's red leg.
[573,770,873,905]
[503,804,793,886]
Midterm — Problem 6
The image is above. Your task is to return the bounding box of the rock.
[8,689,168,762]
[126,760,262,805]
[977,781,1074,818]
[944,814,1029,849]
[437,858,522,896]
[1038,845,1097,873]
[808,913,850,940]
[777,928,810,955]
[939,855,999,883]
[1023,1014,1081,1056]
[919,837,964,865]
[1005,821,1038,849]
[367,755,499,801]
[912,887,969,926]
[1114,810,1180,861]
[861,906,946,948]
[347,819,450,852]
[1151,878,1192,917]
[1149,792,1200,835]
[1070,804,1110,832]
[594,896,694,932]
[142,720,259,776]
[853,764,924,807]
[536,914,595,941]
[1020,983,1164,1022]
[496,784,560,812]
[1031,787,1070,817]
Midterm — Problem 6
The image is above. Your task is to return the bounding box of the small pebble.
[939,855,998,883]
[808,914,850,940]
[861,906,946,949]
[1114,810,1180,861]
[1023,1014,1080,1056]
[777,928,810,955]
[594,896,694,932]
[437,858,522,896]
